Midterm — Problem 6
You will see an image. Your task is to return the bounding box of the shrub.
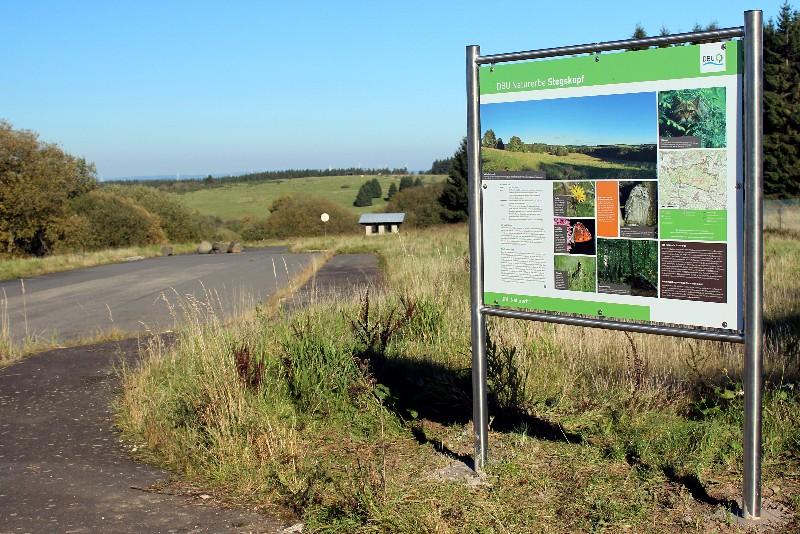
[104,185,210,242]
[381,183,446,228]
[260,196,358,239]
[240,218,271,241]
[0,120,97,256]
[70,190,166,250]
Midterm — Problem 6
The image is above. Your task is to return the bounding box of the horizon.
[0,1,781,179]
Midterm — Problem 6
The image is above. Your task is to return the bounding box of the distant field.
[177,174,443,220]
[482,148,656,181]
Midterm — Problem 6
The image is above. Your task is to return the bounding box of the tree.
[382,182,446,228]
[0,120,98,256]
[414,177,424,187]
[353,182,373,206]
[506,136,525,152]
[105,185,209,242]
[438,137,469,222]
[496,138,505,150]
[764,2,800,197]
[628,23,648,51]
[482,129,497,148]
[370,177,382,198]
[248,196,358,240]
[428,157,453,174]
[386,182,398,200]
[70,190,166,250]
[399,175,414,191]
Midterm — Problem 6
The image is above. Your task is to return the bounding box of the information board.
[480,41,743,330]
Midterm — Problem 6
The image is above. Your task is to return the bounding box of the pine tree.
[438,137,469,222]
[353,183,373,207]
[764,2,800,198]
[386,182,398,200]
[370,178,382,198]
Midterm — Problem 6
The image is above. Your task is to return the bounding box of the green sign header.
[480,40,740,95]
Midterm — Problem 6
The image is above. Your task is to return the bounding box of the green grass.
[116,227,800,532]
[177,174,444,221]
[483,147,656,181]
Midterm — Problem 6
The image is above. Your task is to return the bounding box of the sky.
[481,93,657,147]
[0,1,783,179]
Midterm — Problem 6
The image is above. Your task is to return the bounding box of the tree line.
[107,166,411,193]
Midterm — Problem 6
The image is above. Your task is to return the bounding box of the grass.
[0,243,197,282]
[115,226,800,532]
[483,148,656,181]
[177,174,444,221]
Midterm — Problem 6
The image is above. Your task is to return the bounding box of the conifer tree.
[764,2,800,197]
[438,137,469,222]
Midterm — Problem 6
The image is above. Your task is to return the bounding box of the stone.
[160,246,174,256]
[227,241,243,253]
[624,183,654,226]
[197,241,212,254]
[212,242,225,254]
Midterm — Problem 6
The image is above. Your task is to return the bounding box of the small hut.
[359,213,405,236]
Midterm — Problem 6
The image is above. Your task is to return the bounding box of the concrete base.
[714,500,791,530]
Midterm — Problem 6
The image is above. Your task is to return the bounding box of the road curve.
[0,247,320,344]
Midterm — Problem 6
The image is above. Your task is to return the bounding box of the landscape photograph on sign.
[480,92,657,181]
[658,87,727,148]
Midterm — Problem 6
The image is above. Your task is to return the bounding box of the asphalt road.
[0,248,320,344]
[0,252,383,533]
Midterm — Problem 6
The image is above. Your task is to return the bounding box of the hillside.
[482,147,656,181]
[176,174,443,221]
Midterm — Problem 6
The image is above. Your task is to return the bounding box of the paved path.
[0,253,382,533]
[0,248,319,344]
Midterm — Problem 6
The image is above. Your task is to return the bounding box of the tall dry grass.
[115,225,800,531]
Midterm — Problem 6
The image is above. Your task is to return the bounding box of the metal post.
[742,9,763,520]
[467,45,489,470]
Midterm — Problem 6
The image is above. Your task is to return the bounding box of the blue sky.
[0,1,781,179]
[481,93,657,147]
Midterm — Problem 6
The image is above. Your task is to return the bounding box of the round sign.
[320,213,330,222]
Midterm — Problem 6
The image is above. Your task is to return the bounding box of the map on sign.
[659,150,727,210]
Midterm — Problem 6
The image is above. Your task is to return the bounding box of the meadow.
[482,147,656,181]
[115,226,800,532]
[176,174,443,221]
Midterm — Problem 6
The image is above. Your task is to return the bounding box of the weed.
[486,326,530,417]
[232,343,265,391]
[349,289,417,360]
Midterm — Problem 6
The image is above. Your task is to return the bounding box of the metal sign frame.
[466,10,763,520]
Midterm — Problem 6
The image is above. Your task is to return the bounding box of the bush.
[381,183,446,228]
[0,120,97,256]
[240,218,271,241]
[70,190,166,250]
[104,185,210,242]
[246,196,358,240]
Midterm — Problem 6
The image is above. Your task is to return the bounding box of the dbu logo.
[700,42,727,73]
